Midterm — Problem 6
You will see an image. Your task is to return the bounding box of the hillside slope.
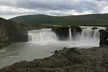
[0,17,28,47]
[10,14,108,26]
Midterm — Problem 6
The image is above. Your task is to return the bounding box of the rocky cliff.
[52,26,69,40]
[99,29,108,46]
[0,17,28,47]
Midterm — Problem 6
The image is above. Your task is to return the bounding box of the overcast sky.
[0,0,108,19]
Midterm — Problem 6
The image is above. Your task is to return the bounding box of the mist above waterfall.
[28,27,105,48]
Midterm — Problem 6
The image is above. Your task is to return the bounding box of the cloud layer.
[0,0,108,19]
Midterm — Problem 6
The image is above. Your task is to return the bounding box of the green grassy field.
[10,14,108,26]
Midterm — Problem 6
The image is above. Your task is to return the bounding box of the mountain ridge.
[10,14,108,26]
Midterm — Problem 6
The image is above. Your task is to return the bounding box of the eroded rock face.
[7,23,28,42]
[71,26,82,39]
[105,27,108,31]
[52,26,82,40]
[1,47,108,72]
[0,18,28,42]
[99,30,108,46]
[92,27,98,29]
[52,26,69,40]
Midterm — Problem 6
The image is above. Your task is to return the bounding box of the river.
[0,26,105,69]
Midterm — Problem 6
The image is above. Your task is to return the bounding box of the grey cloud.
[0,11,27,15]
[0,0,108,19]
[0,0,97,11]
[16,0,75,11]
[0,0,69,10]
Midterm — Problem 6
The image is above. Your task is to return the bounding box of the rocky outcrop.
[105,27,108,31]
[99,30,108,46]
[52,26,69,40]
[52,26,82,40]
[7,22,28,42]
[0,47,108,72]
[92,27,98,29]
[71,26,82,39]
[0,17,28,43]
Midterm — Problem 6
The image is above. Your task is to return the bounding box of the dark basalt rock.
[0,17,28,43]
[1,47,108,72]
[54,50,59,54]
[105,27,108,31]
[71,26,82,39]
[52,26,69,40]
[99,30,108,46]
[52,26,82,41]
[7,23,28,42]
[68,48,81,55]
[92,27,98,29]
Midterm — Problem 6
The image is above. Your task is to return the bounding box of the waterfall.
[28,29,57,42]
[69,27,72,41]
[28,27,103,42]
[81,28,100,39]
[93,29,100,39]
[28,27,105,47]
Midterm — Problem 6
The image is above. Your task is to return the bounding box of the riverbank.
[0,42,11,49]
[0,46,108,72]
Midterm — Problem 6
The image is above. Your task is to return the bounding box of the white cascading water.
[28,27,105,48]
[81,29,99,39]
[28,28,58,45]
[69,27,72,41]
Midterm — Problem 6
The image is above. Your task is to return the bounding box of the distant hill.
[10,14,108,26]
